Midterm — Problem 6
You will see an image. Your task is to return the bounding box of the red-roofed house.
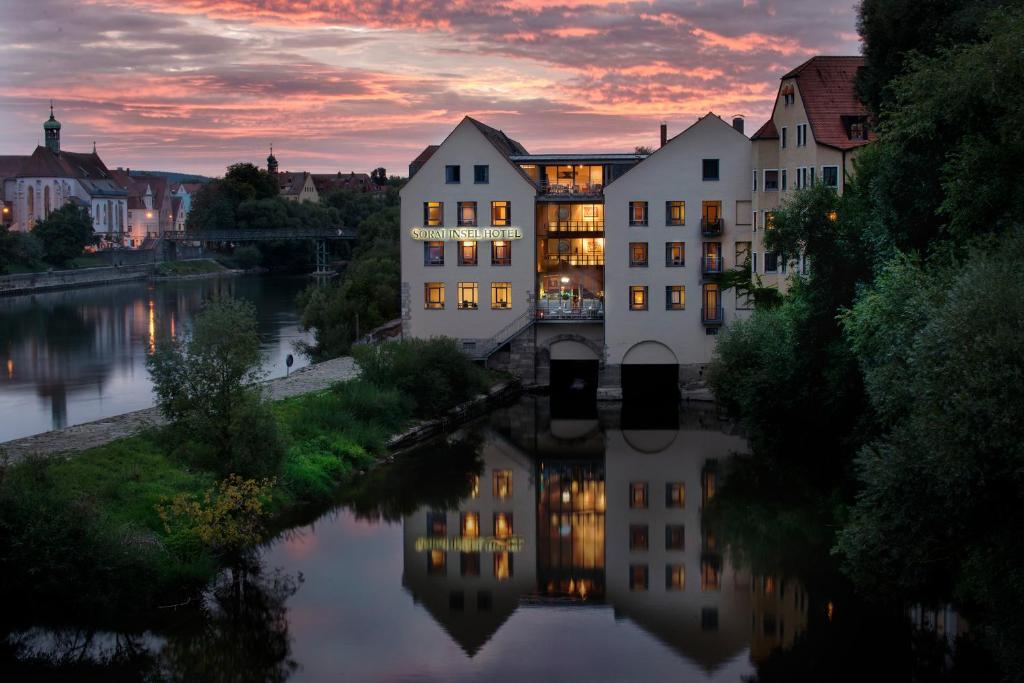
[751,56,874,291]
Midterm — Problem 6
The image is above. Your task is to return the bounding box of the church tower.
[44,102,61,155]
[267,144,278,175]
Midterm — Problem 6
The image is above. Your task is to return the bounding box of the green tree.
[30,204,98,266]
[224,162,279,200]
[147,297,282,477]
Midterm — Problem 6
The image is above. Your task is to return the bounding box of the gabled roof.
[751,119,778,140]
[17,146,118,182]
[311,172,377,194]
[465,117,528,157]
[0,155,29,179]
[408,145,439,177]
[278,171,312,195]
[782,56,874,150]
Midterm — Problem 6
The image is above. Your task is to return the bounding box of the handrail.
[538,180,604,196]
[543,220,605,233]
[163,227,354,241]
[701,218,723,235]
[701,255,723,273]
[702,306,725,324]
[475,306,535,358]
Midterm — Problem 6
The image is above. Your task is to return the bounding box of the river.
[0,396,973,681]
[0,275,314,442]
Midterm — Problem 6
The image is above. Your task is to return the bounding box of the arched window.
[27,186,34,219]
[43,186,51,218]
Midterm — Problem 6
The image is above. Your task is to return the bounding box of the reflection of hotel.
[401,398,808,667]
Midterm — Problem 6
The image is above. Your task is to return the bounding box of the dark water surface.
[2,397,973,682]
[0,275,313,442]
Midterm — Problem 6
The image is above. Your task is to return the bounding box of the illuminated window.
[702,242,722,273]
[457,201,477,226]
[666,482,685,508]
[428,549,446,576]
[491,201,510,226]
[493,512,512,539]
[458,240,477,266]
[445,165,460,184]
[764,211,776,230]
[629,242,648,267]
[469,474,479,499]
[494,551,513,581]
[460,512,480,538]
[427,512,447,537]
[665,524,685,551]
[491,240,511,266]
[701,465,717,507]
[630,524,649,551]
[424,282,445,310]
[666,200,685,226]
[629,482,648,509]
[701,558,722,591]
[423,201,443,226]
[703,525,719,553]
[424,241,444,266]
[628,201,648,226]
[457,282,478,310]
[666,242,685,267]
[461,552,480,577]
[629,285,648,311]
[702,158,720,181]
[666,286,685,310]
[666,564,685,591]
[493,470,512,499]
[630,564,649,591]
[473,164,489,184]
[491,281,512,309]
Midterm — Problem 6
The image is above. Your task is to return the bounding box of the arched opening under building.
[621,341,680,429]
[549,339,599,418]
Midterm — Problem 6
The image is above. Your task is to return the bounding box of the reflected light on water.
[148,300,155,355]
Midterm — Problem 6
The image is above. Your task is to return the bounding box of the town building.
[312,171,382,195]
[750,56,875,291]
[110,170,174,247]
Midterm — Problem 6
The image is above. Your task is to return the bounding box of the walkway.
[0,356,358,463]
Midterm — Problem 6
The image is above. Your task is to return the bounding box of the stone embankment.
[0,264,152,295]
[0,357,359,463]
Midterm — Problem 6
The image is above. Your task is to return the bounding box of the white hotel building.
[400,114,751,396]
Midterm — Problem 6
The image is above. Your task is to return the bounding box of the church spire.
[267,143,279,175]
[43,100,62,155]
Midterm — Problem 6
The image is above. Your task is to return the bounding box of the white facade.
[8,175,127,241]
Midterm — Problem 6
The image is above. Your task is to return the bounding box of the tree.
[634,145,653,155]
[147,297,282,477]
[30,204,98,266]
[370,167,387,186]
[224,162,279,200]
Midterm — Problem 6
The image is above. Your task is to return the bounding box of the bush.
[352,338,490,417]
[30,204,99,267]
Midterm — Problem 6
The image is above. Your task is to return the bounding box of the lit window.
[630,524,649,551]
[702,283,721,323]
[493,512,512,539]
[665,242,685,267]
[629,242,648,267]
[428,550,446,576]
[701,466,717,507]
[764,169,779,191]
[424,201,443,226]
[494,551,512,581]
[701,558,722,591]
[666,285,685,310]
[460,552,480,576]
[445,165,460,184]
[473,164,489,184]
[629,285,648,311]
[491,201,510,226]
[457,201,477,226]
[469,475,479,499]
[630,564,649,591]
[666,564,685,591]
[424,241,444,266]
[424,282,445,309]
[457,282,478,309]
[458,240,477,265]
[702,158,720,181]
[628,201,648,226]
[493,470,512,499]
[491,281,512,309]
[666,200,685,226]
[491,240,511,266]
[665,524,685,551]
[630,482,648,509]
[461,512,480,538]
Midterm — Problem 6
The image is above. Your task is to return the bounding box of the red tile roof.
[751,119,778,140]
[783,56,874,150]
[0,155,29,179]
[408,144,439,177]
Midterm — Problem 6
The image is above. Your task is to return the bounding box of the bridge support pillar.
[314,239,329,274]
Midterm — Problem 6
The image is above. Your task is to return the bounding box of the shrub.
[352,338,490,417]
[233,244,262,270]
[30,204,99,267]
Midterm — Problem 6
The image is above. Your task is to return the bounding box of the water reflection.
[0,275,313,441]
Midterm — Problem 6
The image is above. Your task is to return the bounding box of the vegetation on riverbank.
[0,205,100,274]
[153,259,228,277]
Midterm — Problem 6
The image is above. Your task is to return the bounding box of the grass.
[68,254,110,269]
[154,259,228,276]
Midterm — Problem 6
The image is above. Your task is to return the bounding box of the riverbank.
[0,258,244,296]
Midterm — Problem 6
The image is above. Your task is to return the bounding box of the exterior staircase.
[470,307,535,360]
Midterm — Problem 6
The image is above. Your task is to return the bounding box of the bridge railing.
[162,227,354,241]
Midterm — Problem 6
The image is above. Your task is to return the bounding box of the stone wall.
[0,264,151,296]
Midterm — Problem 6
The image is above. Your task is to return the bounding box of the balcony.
[544,254,604,267]
[701,255,723,274]
[543,220,604,234]
[536,298,604,321]
[538,180,604,198]
[701,218,723,236]
[702,306,724,325]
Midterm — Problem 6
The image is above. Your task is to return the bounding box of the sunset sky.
[0,0,862,177]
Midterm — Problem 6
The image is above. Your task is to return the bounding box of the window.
[493,470,512,499]
[424,282,445,309]
[630,564,649,591]
[461,512,480,538]
[427,511,447,537]
[702,242,722,273]
[764,252,780,273]
[702,283,721,322]
[629,242,648,267]
[491,201,510,226]
[494,552,513,580]
[666,564,685,591]
[702,158,720,181]
[764,169,779,191]
[27,187,34,218]
[781,169,788,191]
[629,524,649,551]
[428,549,446,576]
[458,240,477,265]
[752,251,758,273]
[445,165,460,183]
[665,525,685,551]
[491,240,511,266]
[457,282,478,309]
[665,242,685,267]
[810,166,816,185]
[473,164,489,184]
[629,201,648,226]
[666,482,685,508]
[781,126,788,148]
[666,285,685,310]
[457,201,477,226]
[701,557,722,591]
[424,241,444,266]
[629,285,648,311]
[850,121,867,140]
[666,200,685,225]
[796,123,808,147]
[43,186,51,218]
[630,482,648,509]
[822,166,839,188]
[491,281,512,309]
[461,552,480,577]
[752,168,758,192]
[493,512,512,539]
[424,201,443,226]
[765,211,775,230]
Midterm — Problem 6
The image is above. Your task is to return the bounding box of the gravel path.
[0,357,358,464]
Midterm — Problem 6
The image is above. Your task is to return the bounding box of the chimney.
[732,116,745,134]
[660,122,667,148]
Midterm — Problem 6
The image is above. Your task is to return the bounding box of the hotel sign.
[414,535,525,553]
[409,227,523,241]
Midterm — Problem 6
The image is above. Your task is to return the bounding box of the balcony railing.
[701,255,723,274]
[538,181,604,197]
[536,299,604,320]
[543,220,604,233]
[702,306,724,325]
[701,218,723,236]
[544,254,604,267]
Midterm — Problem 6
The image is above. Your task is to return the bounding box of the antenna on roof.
[50,100,54,117]
[93,141,97,154]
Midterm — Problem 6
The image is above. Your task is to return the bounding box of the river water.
[1,396,972,681]
[0,275,314,442]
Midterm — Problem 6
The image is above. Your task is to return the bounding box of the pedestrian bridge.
[160,227,355,272]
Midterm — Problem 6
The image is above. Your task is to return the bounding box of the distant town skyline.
[0,0,861,177]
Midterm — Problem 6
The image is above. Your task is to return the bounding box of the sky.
[0,0,862,177]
